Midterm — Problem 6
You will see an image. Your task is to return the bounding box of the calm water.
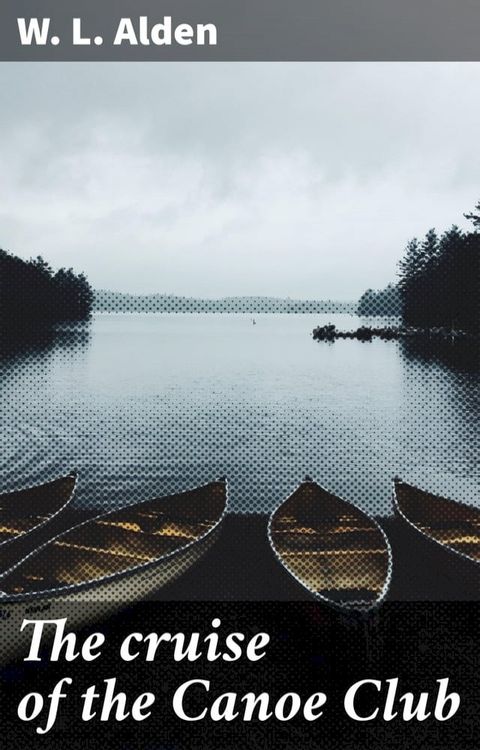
[1,313,478,515]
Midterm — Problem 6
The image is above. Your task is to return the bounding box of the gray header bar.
[1,0,480,61]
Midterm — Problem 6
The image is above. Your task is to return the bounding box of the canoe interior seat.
[270,482,391,607]
[395,481,480,563]
[0,475,76,546]
[0,514,50,540]
[0,481,226,596]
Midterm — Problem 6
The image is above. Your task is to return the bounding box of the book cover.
[0,2,478,748]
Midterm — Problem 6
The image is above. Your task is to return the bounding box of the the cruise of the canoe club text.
[15,618,462,733]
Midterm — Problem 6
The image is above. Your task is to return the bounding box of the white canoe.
[0,479,227,662]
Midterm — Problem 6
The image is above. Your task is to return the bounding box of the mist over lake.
[0,313,478,515]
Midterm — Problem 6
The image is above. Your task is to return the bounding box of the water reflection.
[397,336,479,502]
[0,314,478,515]
[0,325,91,362]
[400,336,479,374]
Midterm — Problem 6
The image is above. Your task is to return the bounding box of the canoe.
[0,478,227,662]
[0,478,227,600]
[0,473,76,554]
[393,479,480,566]
[268,479,392,610]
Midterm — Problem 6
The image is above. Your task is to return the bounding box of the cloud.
[0,62,479,298]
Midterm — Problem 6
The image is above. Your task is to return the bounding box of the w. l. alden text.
[17,16,218,48]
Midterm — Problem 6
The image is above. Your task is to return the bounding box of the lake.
[0,313,478,515]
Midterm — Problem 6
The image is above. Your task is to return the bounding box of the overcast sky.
[0,62,479,299]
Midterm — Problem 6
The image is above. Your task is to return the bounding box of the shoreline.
[312,323,479,343]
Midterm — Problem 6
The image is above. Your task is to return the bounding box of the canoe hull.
[0,474,77,570]
[0,526,219,664]
[269,481,392,611]
[393,480,480,597]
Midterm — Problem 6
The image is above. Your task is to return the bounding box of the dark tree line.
[357,283,401,316]
[358,201,479,334]
[0,248,93,334]
[398,202,479,333]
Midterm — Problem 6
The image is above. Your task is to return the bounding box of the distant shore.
[94,290,356,315]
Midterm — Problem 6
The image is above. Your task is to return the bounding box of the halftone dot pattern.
[0,287,479,620]
[0,481,226,595]
[0,481,226,660]
[2,601,479,749]
[0,474,76,545]
[269,481,392,611]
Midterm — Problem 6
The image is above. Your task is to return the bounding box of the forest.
[358,200,479,334]
[357,284,401,317]
[0,248,93,335]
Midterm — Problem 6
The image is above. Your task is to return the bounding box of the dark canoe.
[268,480,392,610]
[0,479,227,601]
[0,474,76,554]
[394,479,480,566]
